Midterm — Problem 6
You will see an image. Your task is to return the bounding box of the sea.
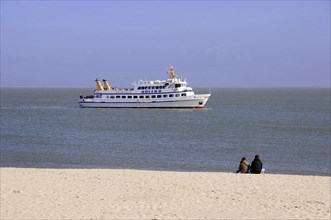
[1,88,330,176]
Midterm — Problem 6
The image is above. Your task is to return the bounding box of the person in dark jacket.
[250,155,263,174]
[236,157,250,173]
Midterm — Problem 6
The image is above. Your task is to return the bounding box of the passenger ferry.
[79,67,211,108]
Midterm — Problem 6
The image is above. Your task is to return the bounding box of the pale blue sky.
[1,1,330,88]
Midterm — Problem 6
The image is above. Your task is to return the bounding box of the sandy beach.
[1,168,330,220]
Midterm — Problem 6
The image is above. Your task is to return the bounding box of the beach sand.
[1,168,330,220]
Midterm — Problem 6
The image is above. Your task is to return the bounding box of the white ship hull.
[79,94,210,108]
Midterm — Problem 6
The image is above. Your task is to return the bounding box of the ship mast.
[168,66,176,79]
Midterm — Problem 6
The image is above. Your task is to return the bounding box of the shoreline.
[1,167,330,219]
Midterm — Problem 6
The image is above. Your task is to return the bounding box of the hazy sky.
[1,1,330,88]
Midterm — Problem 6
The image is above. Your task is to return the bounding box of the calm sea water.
[1,88,330,176]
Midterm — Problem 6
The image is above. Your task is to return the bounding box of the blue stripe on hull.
[79,99,206,108]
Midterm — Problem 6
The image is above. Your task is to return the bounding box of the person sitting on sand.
[250,155,263,174]
[236,157,250,173]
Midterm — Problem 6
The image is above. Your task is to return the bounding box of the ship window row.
[104,93,186,99]
[137,86,167,90]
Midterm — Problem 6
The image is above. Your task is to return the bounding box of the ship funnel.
[103,79,111,90]
[95,78,104,91]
